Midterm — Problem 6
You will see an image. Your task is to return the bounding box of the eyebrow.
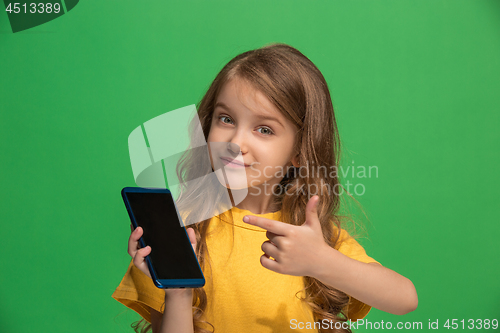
[214,102,285,129]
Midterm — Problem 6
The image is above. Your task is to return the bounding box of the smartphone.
[121,187,205,288]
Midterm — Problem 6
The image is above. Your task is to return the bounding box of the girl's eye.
[218,115,273,135]
[219,115,234,124]
[257,127,274,135]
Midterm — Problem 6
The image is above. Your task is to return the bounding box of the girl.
[112,43,418,333]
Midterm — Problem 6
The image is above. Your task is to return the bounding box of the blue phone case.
[121,187,205,288]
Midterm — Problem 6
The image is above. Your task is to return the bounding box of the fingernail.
[243,216,249,223]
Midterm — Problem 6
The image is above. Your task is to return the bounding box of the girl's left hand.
[242,195,332,278]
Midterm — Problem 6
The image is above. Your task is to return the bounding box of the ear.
[291,154,300,168]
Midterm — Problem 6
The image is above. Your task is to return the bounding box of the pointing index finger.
[243,215,288,235]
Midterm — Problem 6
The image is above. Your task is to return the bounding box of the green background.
[1,0,499,332]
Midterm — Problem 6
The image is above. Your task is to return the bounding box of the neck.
[229,186,280,215]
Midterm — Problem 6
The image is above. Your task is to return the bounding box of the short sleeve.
[333,228,382,321]
[111,259,166,323]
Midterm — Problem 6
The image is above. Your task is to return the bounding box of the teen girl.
[112,43,418,333]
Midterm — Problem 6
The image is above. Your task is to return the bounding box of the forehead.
[215,78,285,121]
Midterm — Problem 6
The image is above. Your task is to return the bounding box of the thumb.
[304,195,321,229]
[186,227,197,252]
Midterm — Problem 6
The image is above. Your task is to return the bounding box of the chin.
[214,169,249,190]
[213,169,249,205]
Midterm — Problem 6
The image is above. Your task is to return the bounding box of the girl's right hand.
[127,224,198,296]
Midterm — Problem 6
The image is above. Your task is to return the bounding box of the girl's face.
[207,77,299,193]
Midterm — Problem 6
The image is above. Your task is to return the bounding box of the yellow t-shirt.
[112,206,380,332]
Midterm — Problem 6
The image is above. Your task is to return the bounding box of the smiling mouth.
[220,157,249,168]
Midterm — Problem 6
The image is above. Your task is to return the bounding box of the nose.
[227,142,240,155]
[227,130,247,155]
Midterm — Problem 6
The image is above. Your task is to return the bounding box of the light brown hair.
[133,43,360,333]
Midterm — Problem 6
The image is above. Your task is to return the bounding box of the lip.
[220,156,249,168]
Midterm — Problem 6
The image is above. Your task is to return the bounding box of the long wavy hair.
[132,43,364,333]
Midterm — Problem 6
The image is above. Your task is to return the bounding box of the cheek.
[207,124,215,142]
[257,146,281,165]
[207,125,224,143]
[257,147,293,173]
[206,128,218,168]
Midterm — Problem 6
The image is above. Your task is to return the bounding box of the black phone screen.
[125,191,203,280]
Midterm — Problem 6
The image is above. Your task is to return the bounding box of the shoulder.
[111,259,166,323]
[332,227,382,320]
[332,226,380,265]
